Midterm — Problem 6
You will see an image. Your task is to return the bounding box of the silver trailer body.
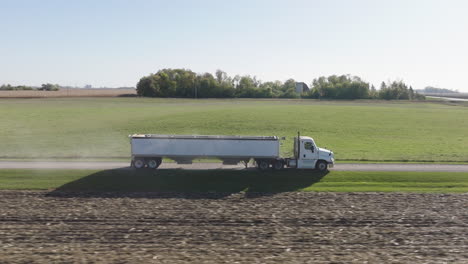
[130,134,280,164]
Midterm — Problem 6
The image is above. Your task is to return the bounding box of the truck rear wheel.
[257,160,269,171]
[147,158,162,169]
[134,159,145,169]
[316,160,328,172]
[273,160,284,170]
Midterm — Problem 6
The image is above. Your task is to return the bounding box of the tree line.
[0,83,60,91]
[419,86,458,94]
[137,69,300,99]
[137,69,425,100]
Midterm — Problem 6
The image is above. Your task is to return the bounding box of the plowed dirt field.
[0,191,467,263]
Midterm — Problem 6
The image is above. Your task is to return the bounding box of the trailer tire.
[316,160,328,172]
[147,159,160,169]
[273,160,284,170]
[134,159,145,169]
[257,160,269,171]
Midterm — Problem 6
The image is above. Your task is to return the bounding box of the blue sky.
[1,0,467,91]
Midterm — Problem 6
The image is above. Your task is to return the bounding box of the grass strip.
[0,169,467,193]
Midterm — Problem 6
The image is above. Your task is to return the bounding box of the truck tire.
[147,159,158,169]
[134,159,145,169]
[273,160,284,170]
[147,158,162,169]
[315,160,328,172]
[257,160,269,171]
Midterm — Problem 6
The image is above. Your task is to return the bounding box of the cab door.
[297,140,318,169]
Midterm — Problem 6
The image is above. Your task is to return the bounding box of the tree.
[197,73,221,98]
[369,84,377,99]
[0,84,13,90]
[215,70,228,84]
[310,75,369,99]
[235,76,258,98]
[279,79,299,98]
[380,82,387,90]
[155,70,177,97]
[39,83,60,91]
[378,81,423,100]
[259,81,282,98]
[136,75,160,97]
[174,69,197,97]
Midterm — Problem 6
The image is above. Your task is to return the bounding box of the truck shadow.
[47,168,328,199]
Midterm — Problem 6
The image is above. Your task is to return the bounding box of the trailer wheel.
[257,160,269,171]
[273,160,284,170]
[147,159,159,169]
[316,160,328,172]
[134,159,145,169]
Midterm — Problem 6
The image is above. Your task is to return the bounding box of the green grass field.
[1,169,467,193]
[1,98,468,162]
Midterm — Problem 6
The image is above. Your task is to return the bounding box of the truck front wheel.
[315,160,328,172]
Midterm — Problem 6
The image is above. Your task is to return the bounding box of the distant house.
[295,82,310,94]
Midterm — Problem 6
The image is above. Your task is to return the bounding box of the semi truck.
[129,133,334,171]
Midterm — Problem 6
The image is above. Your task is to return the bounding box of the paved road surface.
[1,161,468,172]
[426,96,468,102]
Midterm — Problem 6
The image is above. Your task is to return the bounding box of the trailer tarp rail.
[130,134,278,141]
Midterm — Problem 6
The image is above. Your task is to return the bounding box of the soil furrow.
[0,191,466,263]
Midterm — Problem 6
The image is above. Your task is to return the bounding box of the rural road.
[426,96,468,102]
[1,161,468,172]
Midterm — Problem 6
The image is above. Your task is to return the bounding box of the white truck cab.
[287,136,334,170]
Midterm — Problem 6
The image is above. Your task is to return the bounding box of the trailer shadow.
[47,168,328,199]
